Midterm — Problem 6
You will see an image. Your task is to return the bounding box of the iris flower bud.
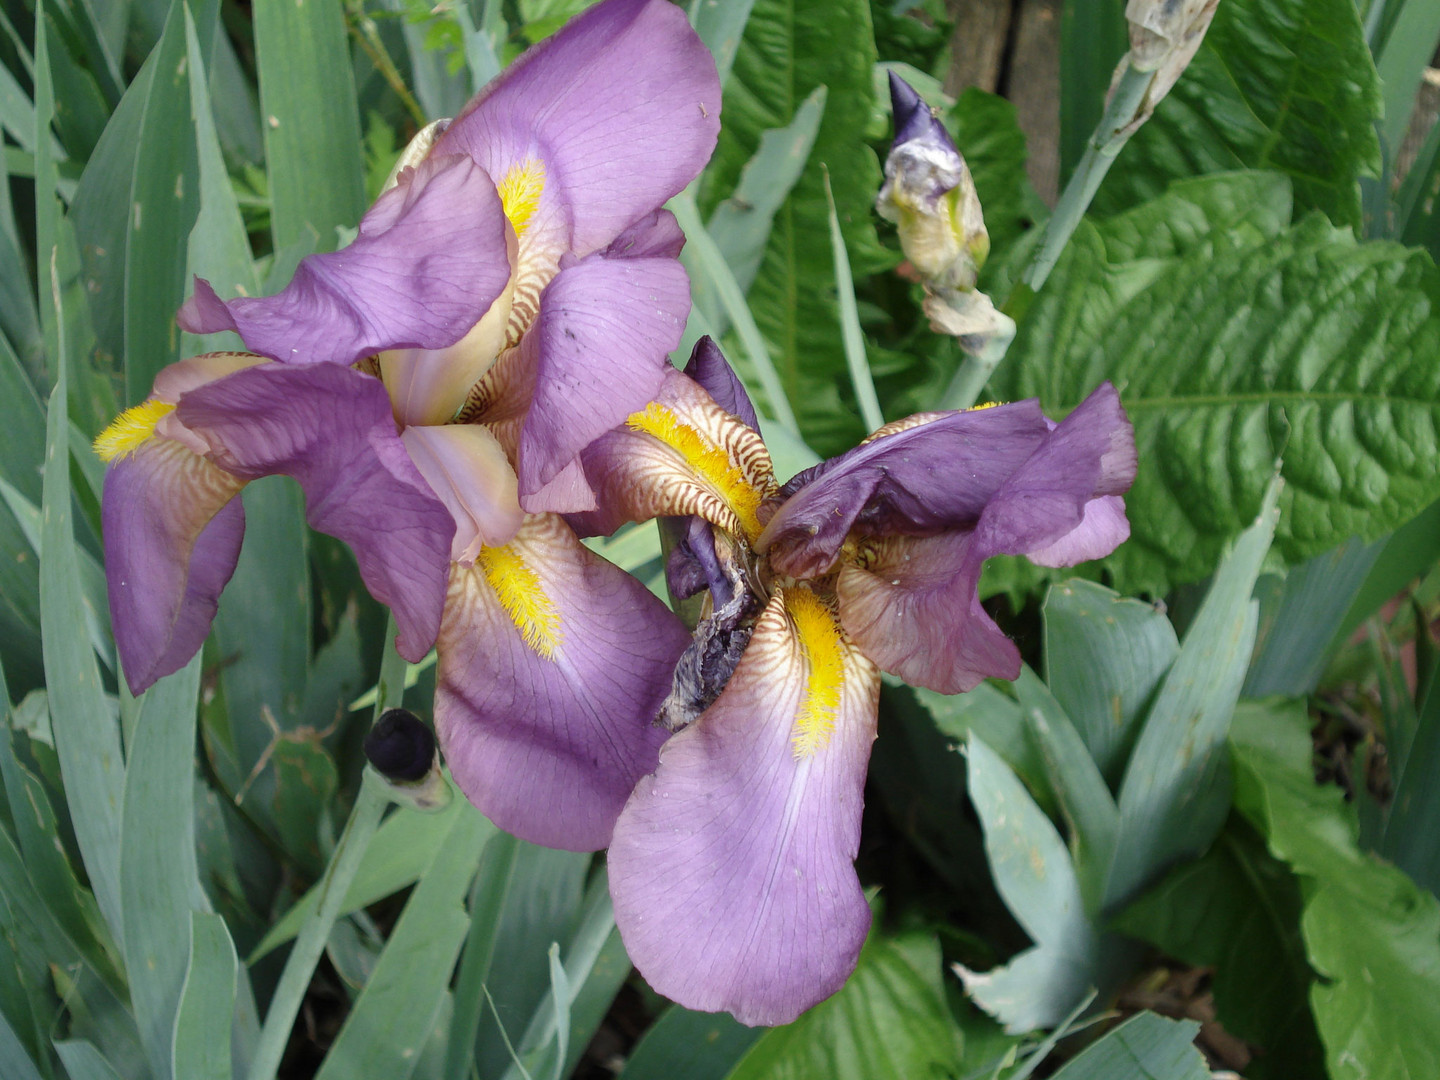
[364,708,452,812]
[875,72,989,292]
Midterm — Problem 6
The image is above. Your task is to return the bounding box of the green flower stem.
[937,307,1017,411]
[245,615,409,1080]
[937,61,1155,411]
[1020,61,1154,294]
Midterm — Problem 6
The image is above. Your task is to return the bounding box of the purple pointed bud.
[876,74,988,291]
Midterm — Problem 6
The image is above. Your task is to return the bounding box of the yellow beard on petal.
[626,402,764,542]
[477,542,561,658]
[497,159,546,239]
[786,588,845,758]
[93,400,176,462]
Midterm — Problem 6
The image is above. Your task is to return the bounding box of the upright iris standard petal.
[758,402,1050,578]
[683,336,759,431]
[175,364,455,662]
[401,424,525,562]
[435,514,688,852]
[103,440,246,694]
[516,250,691,502]
[580,369,775,539]
[178,154,512,366]
[437,0,721,256]
[609,591,880,1026]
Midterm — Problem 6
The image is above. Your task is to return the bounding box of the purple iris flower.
[96,0,717,848]
[577,340,1136,1025]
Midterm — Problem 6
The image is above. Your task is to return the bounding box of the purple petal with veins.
[176,363,454,661]
[178,154,511,367]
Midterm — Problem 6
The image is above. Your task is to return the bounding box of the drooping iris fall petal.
[103,440,246,694]
[837,383,1135,694]
[609,590,880,1026]
[175,364,455,662]
[837,531,1018,694]
[757,401,1051,578]
[178,154,512,367]
[434,514,688,852]
[436,0,721,257]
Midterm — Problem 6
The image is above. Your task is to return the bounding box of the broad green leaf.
[183,6,260,359]
[501,876,627,1080]
[1380,637,1440,895]
[1337,496,1440,642]
[253,0,366,251]
[1043,580,1178,786]
[701,0,889,454]
[1231,698,1440,1080]
[690,0,759,87]
[119,654,203,1080]
[0,477,112,673]
[269,736,339,875]
[725,933,962,1080]
[871,680,1033,921]
[122,0,201,404]
[251,783,471,959]
[38,26,127,942]
[620,1006,761,1080]
[0,203,42,379]
[0,1009,42,1080]
[444,829,518,1080]
[0,660,121,994]
[1372,0,1440,161]
[38,4,110,163]
[172,912,237,1080]
[1106,476,1280,911]
[948,87,1048,266]
[53,1041,123,1080]
[472,845,590,1080]
[694,85,826,336]
[1244,536,1382,697]
[1057,0,1127,183]
[994,173,1440,593]
[1012,667,1118,916]
[960,736,1101,1033]
[1048,1012,1208,1080]
[1093,0,1381,230]
[1116,811,1325,1079]
[0,341,46,501]
[314,807,490,1080]
[209,476,311,791]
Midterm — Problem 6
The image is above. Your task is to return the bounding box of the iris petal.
[177,154,512,368]
[175,363,454,662]
[103,438,246,694]
[758,401,1050,578]
[838,532,1018,694]
[516,252,691,501]
[401,424,525,562]
[609,591,880,1026]
[436,0,721,257]
[435,514,688,851]
[580,369,775,539]
[837,384,1136,694]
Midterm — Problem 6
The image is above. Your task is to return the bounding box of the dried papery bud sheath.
[876,72,988,292]
[1110,0,1220,134]
[364,708,452,812]
[1125,0,1220,71]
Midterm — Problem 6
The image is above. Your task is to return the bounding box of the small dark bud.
[364,708,437,783]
